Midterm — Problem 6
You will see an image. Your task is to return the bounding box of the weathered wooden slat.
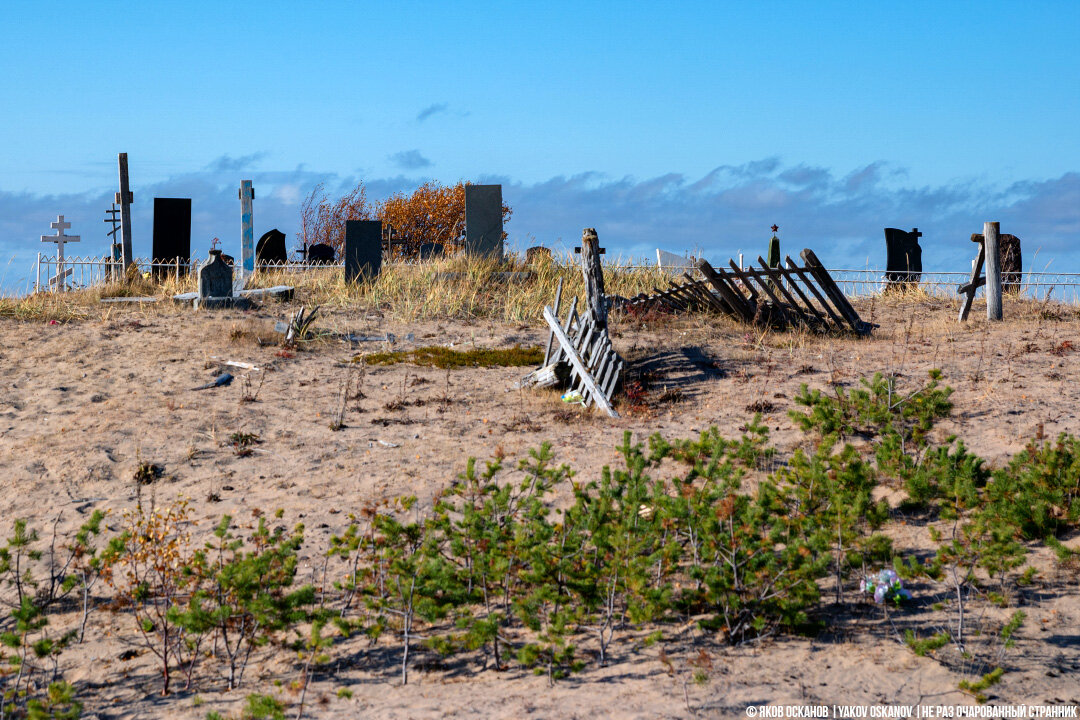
[543,277,563,365]
[958,243,986,323]
[799,248,865,333]
[697,260,754,320]
[726,260,761,303]
[603,359,623,399]
[737,258,792,324]
[681,273,729,313]
[775,261,828,326]
[784,256,846,329]
[756,255,813,327]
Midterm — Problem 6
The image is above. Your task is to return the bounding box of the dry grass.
[0,255,674,324]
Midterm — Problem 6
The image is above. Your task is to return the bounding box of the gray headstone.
[884,227,923,285]
[198,250,233,298]
[256,228,288,266]
[526,246,552,264]
[465,184,503,259]
[345,220,383,282]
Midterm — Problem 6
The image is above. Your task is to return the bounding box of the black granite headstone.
[884,227,923,286]
[465,184,503,259]
[152,198,192,276]
[418,242,444,260]
[345,220,382,282]
[307,243,336,264]
[256,229,288,266]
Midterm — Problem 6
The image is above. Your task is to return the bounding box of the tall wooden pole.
[984,221,1002,320]
[580,228,606,332]
[116,153,134,271]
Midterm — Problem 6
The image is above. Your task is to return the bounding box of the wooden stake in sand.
[984,221,1003,321]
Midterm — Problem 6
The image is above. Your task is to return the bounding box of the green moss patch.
[355,344,543,369]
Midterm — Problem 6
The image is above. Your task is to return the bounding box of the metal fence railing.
[29,254,1080,304]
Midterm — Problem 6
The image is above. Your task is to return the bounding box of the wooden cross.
[116,153,134,270]
[239,180,255,278]
[41,215,80,290]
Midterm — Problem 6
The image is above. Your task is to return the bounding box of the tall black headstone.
[152,198,192,275]
[884,227,923,286]
[465,184,503,259]
[345,220,383,282]
[256,228,288,266]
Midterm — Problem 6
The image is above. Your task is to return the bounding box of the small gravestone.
[418,242,444,260]
[307,243,335,264]
[256,229,288,266]
[527,246,552,264]
[884,227,923,286]
[345,220,382,282]
[1000,234,1022,293]
[465,184,503,259]
[152,198,192,277]
[195,250,250,309]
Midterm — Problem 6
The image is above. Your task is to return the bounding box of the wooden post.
[116,153,134,271]
[580,228,607,332]
[984,221,1002,320]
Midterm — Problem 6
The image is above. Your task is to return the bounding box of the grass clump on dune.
[357,344,543,369]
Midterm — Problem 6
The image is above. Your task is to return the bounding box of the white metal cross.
[41,214,80,290]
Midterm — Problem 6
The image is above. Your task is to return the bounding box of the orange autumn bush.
[298,181,512,259]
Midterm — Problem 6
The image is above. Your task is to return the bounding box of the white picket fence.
[30,254,1080,303]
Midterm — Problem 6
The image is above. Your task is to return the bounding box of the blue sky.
[2,1,1078,292]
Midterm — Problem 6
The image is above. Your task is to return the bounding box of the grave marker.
[256,229,288,266]
[152,198,192,277]
[884,227,923,287]
[104,204,122,278]
[464,184,503,258]
[345,220,383,282]
[40,215,80,291]
[116,153,134,271]
[239,180,255,278]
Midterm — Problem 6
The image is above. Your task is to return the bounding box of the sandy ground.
[1,293,1079,718]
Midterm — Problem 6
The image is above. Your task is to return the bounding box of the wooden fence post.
[580,228,607,332]
[984,221,1002,320]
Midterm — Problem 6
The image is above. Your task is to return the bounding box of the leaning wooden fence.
[615,248,874,335]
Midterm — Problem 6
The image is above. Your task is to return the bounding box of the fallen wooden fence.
[616,248,873,335]
[521,275,623,417]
